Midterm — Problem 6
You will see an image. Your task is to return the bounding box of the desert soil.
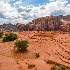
[0,31,70,70]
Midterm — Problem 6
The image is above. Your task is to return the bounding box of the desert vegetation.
[51,64,67,70]
[0,31,3,38]
[3,33,18,42]
[28,64,35,69]
[0,31,70,70]
[35,53,40,58]
[14,40,29,52]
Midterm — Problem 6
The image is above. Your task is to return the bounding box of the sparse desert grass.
[16,60,19,64]
[35,53,40,58]
[51,64,67,70]
[0,31,70,70]
[16,60,22,69]
[28,64,35,69]
[46,60,55,64]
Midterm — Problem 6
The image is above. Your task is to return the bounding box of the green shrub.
[3,33,18,42]
[35,53,40,58]
[0,31,3,38]
[14,40,29,52]
[59,65,67,70]
[28,64,35,69]
[46,60,54,64]
[51,64,67,70]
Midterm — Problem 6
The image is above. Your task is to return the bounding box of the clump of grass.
[28,64,35,69]
[46,60,54,64]
[51,64,67,70]
[16,60,19,64]
[35,53,40,58]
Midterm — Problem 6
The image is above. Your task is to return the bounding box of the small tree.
[0,31,3,38]
[3,33,18,42]
[14,40,29,52]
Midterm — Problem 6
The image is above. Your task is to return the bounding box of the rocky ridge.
[0,15,70,32]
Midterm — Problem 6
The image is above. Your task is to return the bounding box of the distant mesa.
[0,15,70,32]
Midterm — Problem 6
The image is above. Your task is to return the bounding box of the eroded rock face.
[0,15,70,32]
[26,16,61,31]
[59,22,70,32]
[0,23,18,32]
[59,15,70,21]
[18,15,70,32]
[59,15,70,32]
[16,23,25,31]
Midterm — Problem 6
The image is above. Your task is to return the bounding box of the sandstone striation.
[24,16,62,31]
[0,15,70,32]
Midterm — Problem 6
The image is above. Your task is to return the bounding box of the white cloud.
[0,0,70,24]
[0,0,19,19]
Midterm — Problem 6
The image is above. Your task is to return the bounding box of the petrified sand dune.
[0,31,70,70]
[46,33,70,67]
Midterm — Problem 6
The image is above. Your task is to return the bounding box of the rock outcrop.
[0,23,18,32]
[0,15,70,32]
[16,23,25,31]
[59,22,70,32]
[25,16,62,31]
[59,15,70,21]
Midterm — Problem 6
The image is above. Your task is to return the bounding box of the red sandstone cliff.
[0,15,70,32]
[25,16,62,31]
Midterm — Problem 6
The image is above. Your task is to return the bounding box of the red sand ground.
[0,31,70,70]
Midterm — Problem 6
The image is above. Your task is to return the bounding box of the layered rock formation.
[24,16,62,31]
[23,15,70,32]
[59,15,70,21]
[16,23,25,31]
[59,15,70,32]
[59,22,70,32]
[0,23,18,32]
[0,15,70,32]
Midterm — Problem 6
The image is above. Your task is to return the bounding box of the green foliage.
[0,31,3,38]
[46,60,54,64]
[51,64,67,70]
[59,65,67,70]
[35,53,40,58]
[3,33,18,42]
[14,40,29,52]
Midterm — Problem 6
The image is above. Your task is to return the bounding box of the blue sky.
[9,0,70,6]
[10,0,49,6]
[21,0,48,6]
[0,0,70,24]
[10,0,70,6]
